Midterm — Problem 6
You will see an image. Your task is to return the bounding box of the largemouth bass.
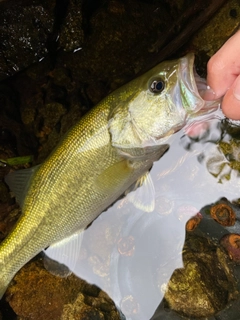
[0,53,219,298]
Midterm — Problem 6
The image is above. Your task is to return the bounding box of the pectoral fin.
[95,159,133,193]
[126,172,155,212]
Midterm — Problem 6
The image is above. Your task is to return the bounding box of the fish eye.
[149,78,165,93]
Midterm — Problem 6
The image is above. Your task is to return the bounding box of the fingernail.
[233,77,240,101]
[202,85,216,101]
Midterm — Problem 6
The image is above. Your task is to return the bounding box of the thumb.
[221,75,240,120]
[205,31,240,99]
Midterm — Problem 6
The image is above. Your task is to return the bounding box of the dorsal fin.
[5,165,40,207]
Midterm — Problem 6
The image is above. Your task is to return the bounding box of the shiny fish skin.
[1,102,157,296]
[0,54,219,298]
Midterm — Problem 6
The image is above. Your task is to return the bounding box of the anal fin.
[43,231,84,278]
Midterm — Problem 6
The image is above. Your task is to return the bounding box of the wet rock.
[185,213,202,231]
[7,260,80,319]
[0,84,37,156]
[210,203,236,227]
[59,0,84,52]
[164,234,238,318]
[37,102,66,139]
[62,291,121,320]
[0,170,21,242]
[59,0,174,93]
[6,260,122,320]
[0,0,55,81]
[220,234,240,264]
[7,60,85,162]
[205,125,240,183]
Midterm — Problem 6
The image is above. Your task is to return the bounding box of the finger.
[206,31,240,98]
[221,75,240,120]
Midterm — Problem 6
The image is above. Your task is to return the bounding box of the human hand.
[203,31,240,120]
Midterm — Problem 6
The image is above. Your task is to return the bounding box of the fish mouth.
[179,53,220,114]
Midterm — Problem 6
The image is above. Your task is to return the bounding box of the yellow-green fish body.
[0,54,219,297]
